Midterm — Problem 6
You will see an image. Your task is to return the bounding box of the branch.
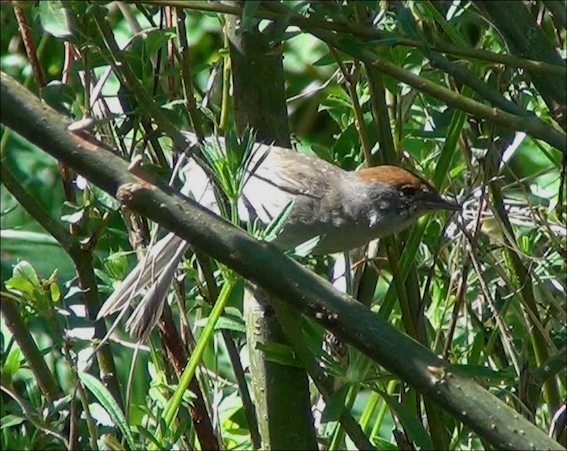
[309,29,566,154]
[1,72,563,451]
[127,0,566,77]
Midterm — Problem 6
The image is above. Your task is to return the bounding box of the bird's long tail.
[96,233,189,340]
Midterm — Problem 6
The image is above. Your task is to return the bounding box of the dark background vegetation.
[0,1,565,450]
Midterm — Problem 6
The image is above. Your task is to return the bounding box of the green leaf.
[5,260,54,316]
[38,0,73,40]
[79,371,136,450]
[241,1,261,32]
[195,315,246,334]
[261,200,294,243]
[291,236,321,258]
[2,347,23,384]
[91,184,121,211]
[396,4,420,40]
[49,280,61,303]
[371,436,398,450]
[13,260,41,288]
[0,414,25,429]
[60,202,85,225]
[321,384,350,423]
[313,53,337,67]
[5,276,36,298]
[141,28,177,57]
[105,252,130,281]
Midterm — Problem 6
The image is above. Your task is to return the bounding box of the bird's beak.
[423,193,461,212]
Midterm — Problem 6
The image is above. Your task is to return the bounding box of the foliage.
[1,1,565,450]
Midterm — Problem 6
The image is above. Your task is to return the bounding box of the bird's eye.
[400,185,417,197]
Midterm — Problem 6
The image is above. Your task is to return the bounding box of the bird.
[97,132,460,339]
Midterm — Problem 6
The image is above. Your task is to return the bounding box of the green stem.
[153,276,236,447]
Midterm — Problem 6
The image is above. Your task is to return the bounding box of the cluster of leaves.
[1,1,565,450]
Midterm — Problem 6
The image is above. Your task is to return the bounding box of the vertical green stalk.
[152,276,236,448]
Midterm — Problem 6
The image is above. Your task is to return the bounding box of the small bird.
[97,133,459,339]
